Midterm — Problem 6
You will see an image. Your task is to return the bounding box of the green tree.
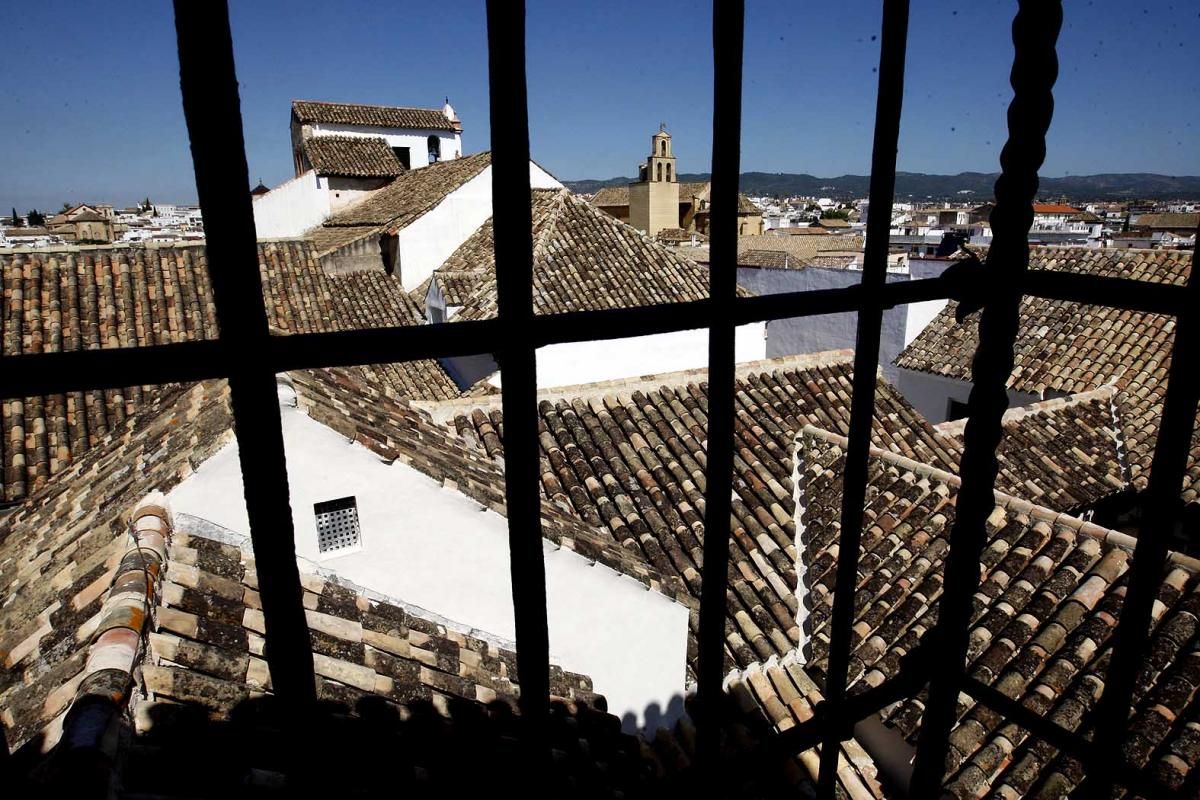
[821,209,850,220]
[27,209,45,226]
[10,208,21,227]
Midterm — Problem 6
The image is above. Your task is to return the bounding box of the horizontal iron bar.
[959,674,1170,800]
[0,269,1188,400]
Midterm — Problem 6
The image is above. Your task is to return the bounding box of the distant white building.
[254,99,465,239]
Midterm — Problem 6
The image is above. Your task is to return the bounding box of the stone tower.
[629,127,680,235]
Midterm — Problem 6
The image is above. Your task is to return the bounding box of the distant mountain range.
[564,172,1200,201]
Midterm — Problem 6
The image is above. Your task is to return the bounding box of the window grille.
[0,1,1194,797]
[314,497,361,553]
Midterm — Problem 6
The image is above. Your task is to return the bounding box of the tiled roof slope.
[0,366,831,796]
[0,241,464,504]
[735,233,865,263]
[301,134,405,178]
[797,426,1200,798]
[309,151,492,255]
[1134,212,1200,230]
[590,185,631,207]
[0,362,676,758]
[937,386,1130,513]
[291,99,456,131]
[146,528,600,723]
[447,353,961,675]
[435,189,724,322]
[896,246,1197,499]
[726,654,887,798]
[291,367,685,604]
[0,381,233,756]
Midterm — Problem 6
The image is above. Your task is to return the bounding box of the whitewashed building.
[253,99,465,238]
[418,188,767,390]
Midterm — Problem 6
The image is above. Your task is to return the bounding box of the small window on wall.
[427,135,441,163]
[315,496,361,554]
[392,146,411,170]
[946,398,970,421]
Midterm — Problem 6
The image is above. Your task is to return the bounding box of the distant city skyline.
[2,0,1198,211]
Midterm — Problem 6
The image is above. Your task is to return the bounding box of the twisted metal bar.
[908,2,1062,795]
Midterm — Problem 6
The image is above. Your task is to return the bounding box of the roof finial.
[659,121,668,133]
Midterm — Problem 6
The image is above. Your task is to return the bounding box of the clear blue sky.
[1,0,1197,211]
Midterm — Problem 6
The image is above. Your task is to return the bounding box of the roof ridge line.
[530,188,569,262]
[292,98,444,112]
[415,350,857,422]
[56,496,171,767]
[933,384,1121,437]
[796,425,1200,571]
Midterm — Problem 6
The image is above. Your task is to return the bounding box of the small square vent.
[314,496,361,554]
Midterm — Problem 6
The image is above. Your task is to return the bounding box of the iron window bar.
[815,1,910,797]
[171,0,316,709]
[1,269,1189,401]
[694,0,744,769]
[1077,221,1200,799]
[910,3,1065,796]
[0,1,1189,796]
[484,0,552,752]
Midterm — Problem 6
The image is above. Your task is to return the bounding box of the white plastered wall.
[395,161,562,292]
[306,123,462,168]
[252,170,331,238]
[166,399,689,731]
[486,323,768,389]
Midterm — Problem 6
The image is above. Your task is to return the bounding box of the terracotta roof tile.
[442,352,960,676]
[308,151,491,255]
[292,99,456,131]
[301,135,405,178]
[796,425,1200,798]
[436,189,725,322]
[0,241,464,505]
[896,245,1198,501]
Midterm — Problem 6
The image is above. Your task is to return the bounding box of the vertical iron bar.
[484,0,550,749]
[814,2,910,797]
[172,0,316,706]
[695,0,744,772]
[908,3,1062,796]
[1079,224,1200,798]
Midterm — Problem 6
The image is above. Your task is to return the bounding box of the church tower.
[629,126,680,235]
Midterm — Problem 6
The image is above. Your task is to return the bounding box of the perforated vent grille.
[314,496,360,553]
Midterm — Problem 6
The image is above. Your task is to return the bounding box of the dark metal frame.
[0,2,1194,797]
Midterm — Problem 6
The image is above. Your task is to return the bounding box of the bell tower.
[629,124,680,235]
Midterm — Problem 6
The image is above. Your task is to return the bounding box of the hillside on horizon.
[564,171,1200,202]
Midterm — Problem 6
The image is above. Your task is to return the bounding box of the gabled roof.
[432,189,724,322]
[896,245,1197,499]
[0,363,681,759]
[1133,212,1200,230]
[1032,203,1081,214]
[302,134,405,178]
[589,181,714,209]
[444,352,961,676]
[308,151,492,256]
[796,425,1200,798]
[0,241,465,504]
[736,233,864,263]
[291,99,456,131]
[936,386,1130,512]
[590,185,630,207]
